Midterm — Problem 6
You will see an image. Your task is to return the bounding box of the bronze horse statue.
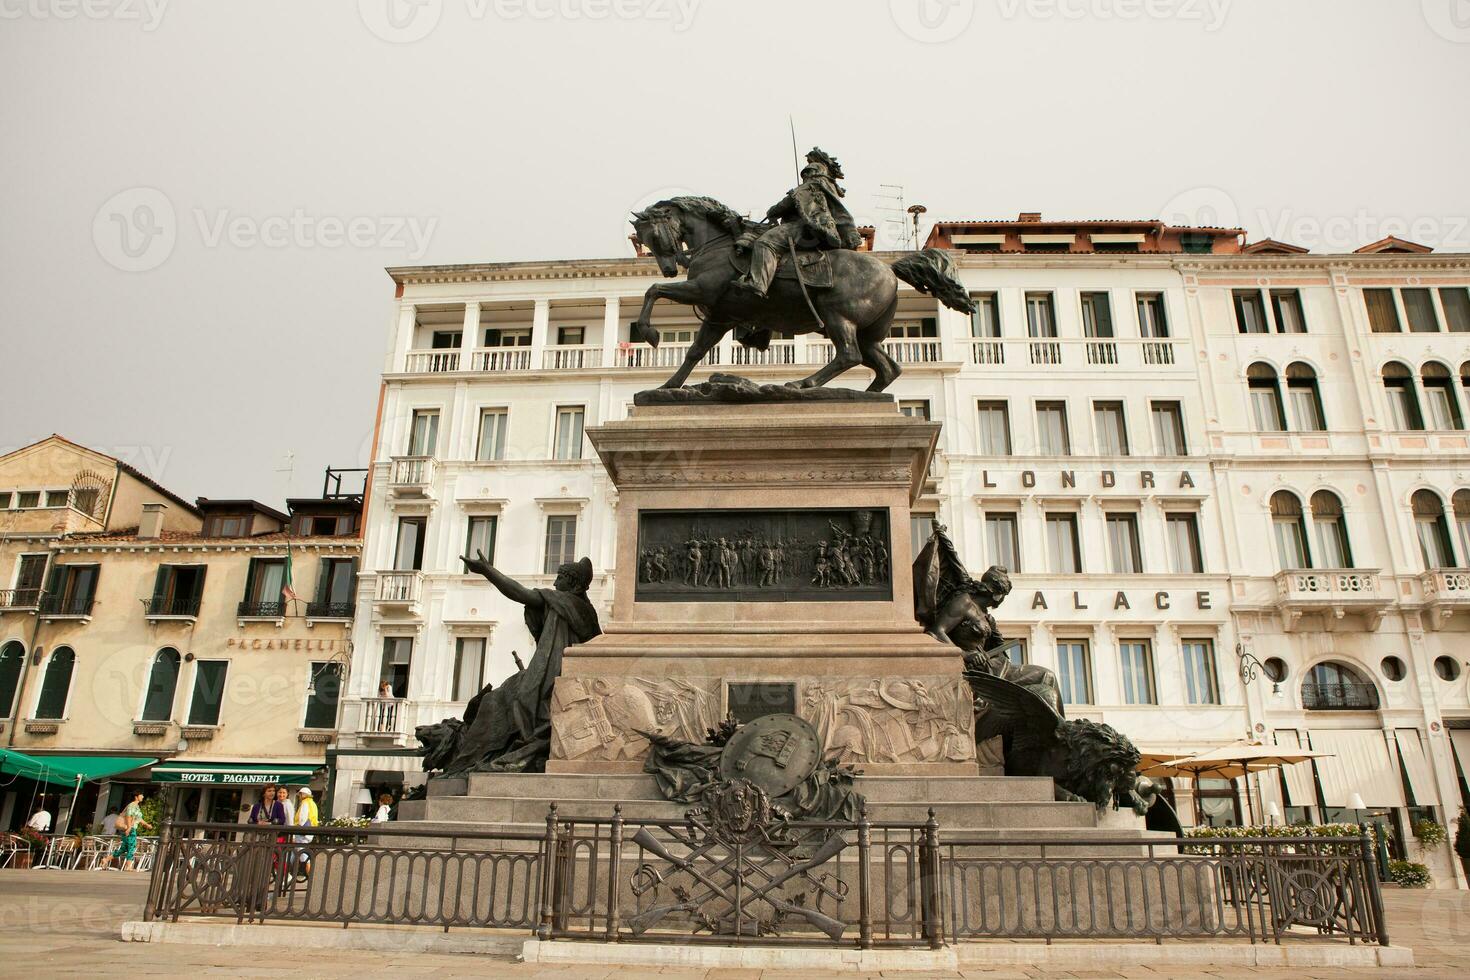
[629,197,976,392]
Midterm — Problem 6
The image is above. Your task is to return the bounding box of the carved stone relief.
[550,676,720,761]
[799,677,976,766]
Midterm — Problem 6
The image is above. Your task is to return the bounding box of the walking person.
[107,792,150,871]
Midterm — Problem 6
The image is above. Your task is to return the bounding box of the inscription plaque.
[726,681,797,725]
[635,508,892,603]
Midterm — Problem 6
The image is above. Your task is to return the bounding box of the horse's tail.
[892,249,977,314]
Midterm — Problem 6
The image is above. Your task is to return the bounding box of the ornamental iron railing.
[39,593,94,616]
[305,600,355,619]
[0,588,42,610]
[147,595,201,617]
[140,818,1387,950]
[1301,680,1381,711]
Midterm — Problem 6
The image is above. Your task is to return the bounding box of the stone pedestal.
[547,401,976,776]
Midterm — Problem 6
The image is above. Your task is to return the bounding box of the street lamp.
[1236,643,1281,695]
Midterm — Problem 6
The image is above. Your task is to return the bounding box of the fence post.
[857,804,873,950]
[537,803,559,941]
[605,805,624,942]
[920,807,943,950]
[1359,831,1390,947]
[142,816,174,922]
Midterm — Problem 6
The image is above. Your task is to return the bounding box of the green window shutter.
[242,557,259,604]
[303,663,341,729]
[188,661,229,726]
[150,567,170,611]
[35,647,76,719]
[190,566,207,608]
[0,641,24,718]
[314,559,332,604]
[141,648,181,721]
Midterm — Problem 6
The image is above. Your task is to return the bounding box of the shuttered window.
[187,661,229,726]
[141,648,182,721]
[304,662,342,729]
[35,647,76,720]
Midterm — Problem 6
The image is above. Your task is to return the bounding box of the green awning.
[0,749,157,786]
[151,761,318,786]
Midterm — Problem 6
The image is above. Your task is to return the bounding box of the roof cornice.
[1174,253,1470,274]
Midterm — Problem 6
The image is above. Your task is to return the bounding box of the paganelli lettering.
[226,637,343,651]
[635,508,892,602]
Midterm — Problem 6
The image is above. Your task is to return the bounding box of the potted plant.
[16,827,48,868]
[1387,859,1432,888]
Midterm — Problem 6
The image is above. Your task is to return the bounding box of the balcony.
[542,346,602,370]
[810,338,945,364]
[469,347,533,372]
[1301,680,1380,712]
[616,343,720,369]
[388,456,436,499]
[237,599,286,622]
[146,595,201,621]
[1273,568,1388,632]
[403,349,461,374]
[374,571,424,614]
[358,697,408,740]
[305,600,356,622]
[1421,568,1470,629]
[966,337,1185,370]
[727,339,797,367]
[38,594,94,620]
[0,588,41,612]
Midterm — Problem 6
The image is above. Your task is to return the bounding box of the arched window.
[1302,661,1379,710]
[140,647,182,722]
[1454,490,1470,568]
[1412,490,1456,568]
[1271,490,1311,569]
[34,646,76,720]
[0,641,23,719]
[1310,490,1353,568]
[1382,361,1424,430]
[1285,362,1326,431]
[1248,363,1286,432]
[1421,362,1463,430]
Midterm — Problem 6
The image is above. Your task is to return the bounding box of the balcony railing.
[469,347,533,372]
[810,338,945,365]
[969,339,1004,365]
[388,456,436,496]
[403,349,460,374]
[147,595,201,618]
[305,600,356,619]
[359,697,407,735]
[0,588,41,611]
[1275,568,1381,600]
[965,337,1185,370]
[1301,680,1380,711]
[615,343,720,369]
[237,600,286,619]
[542,346,602,370]
[39,594,94,617]
[1422,568,1470,599]
[727,339,797,366]
[375,571,423,605]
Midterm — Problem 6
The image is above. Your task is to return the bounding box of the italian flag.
[282,542,300,603]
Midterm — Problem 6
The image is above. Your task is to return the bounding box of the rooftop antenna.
[275,451,296,502]
[873,184,911,250]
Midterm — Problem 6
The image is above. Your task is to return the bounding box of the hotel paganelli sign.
[225,636,345,652]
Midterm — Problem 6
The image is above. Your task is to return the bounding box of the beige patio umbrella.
[1141,740,1332,825]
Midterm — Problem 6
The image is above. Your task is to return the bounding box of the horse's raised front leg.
[791,318,861,389]
[661,320,727,389]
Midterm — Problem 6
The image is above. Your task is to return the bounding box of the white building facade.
[333,229,1470,884]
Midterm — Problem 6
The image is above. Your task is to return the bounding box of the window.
[1105,513,1142,573]
[1151,401,1187,456]
[186,661,228,726]
[544,515,578,574]
[16,491,39,509]
[312,557,357,617]
[0,492,9,509]
[1056,640,1092,705]
[1080,292,1113,337]
[1440,288,1470,333]
[554,406,585,460]
[1233,290,1269,334]
[203,514,250,538]
[985,513,1020,571]
[1302,661,1378,711]
[1247,363,1287,432]
[1310,491,1352,568]
[44,490,67,508]
[42,564,98,616]
[1382,362,1424,430]
[1271,491,1311,569]
[999,638,1027,667]
[1045,513,1081,573]
[72,487,99,515]
[891,318,937,339]
[476,409,508,461]
[241,558,286,615]
[379,637,412,698]
[1435,656,1461,681]
[1421,362,1463,430]
[408,409,440,457]
[1165,513,1203,573]
[1402,288,1441,333]
[1285,362,1326,431]
[12,554,47,605]
[898,400,930,419]
[1363,288,1401,333]
[970,293,1000,337]
[140,648,182,721]
[149,564,206,617]
[394,517,426,571]
[34,646,75,719]
[453,637,486,700]
[976,401,1011,455]
[1093,401,1129,456]
[1136,293,1168,337]
[1412,490,1455,568]
[430,329,462,349]
[1025,292,1056,337]
[295,513,354,536]
[484,326,531,347]
[1119,640,1156,705]
[1180,232,1213,254]
[1271,290,1307,333]
[1036,401,1070,456]
[1197,778,1240,827]
[0,641,22,718]
[556,325,585,346]
[466,515,498,563]
[911,514,935,558]
[1182,640,1220,705]
[1455,491,1470,568]
[304,662,342,729]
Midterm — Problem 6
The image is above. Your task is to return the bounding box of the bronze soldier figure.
[737,147,863,299]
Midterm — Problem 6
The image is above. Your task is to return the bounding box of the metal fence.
[141,816,1388,950]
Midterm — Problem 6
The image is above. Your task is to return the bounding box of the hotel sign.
[226,637,344,652]
[979,469,1199,491]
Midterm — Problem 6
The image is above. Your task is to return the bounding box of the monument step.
[435,772,1061,804]
[400,794,1098,828]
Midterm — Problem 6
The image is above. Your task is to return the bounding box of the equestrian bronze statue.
[629,147,976,393]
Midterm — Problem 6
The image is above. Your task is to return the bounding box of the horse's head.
[631,202,683,277]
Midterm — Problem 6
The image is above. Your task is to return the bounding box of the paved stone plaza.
[1,869,1467,979]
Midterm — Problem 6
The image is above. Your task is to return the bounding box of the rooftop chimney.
[1018,212,1042,222]
[139,502,166,539]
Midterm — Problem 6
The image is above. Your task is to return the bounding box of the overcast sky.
[2,0,1467,505]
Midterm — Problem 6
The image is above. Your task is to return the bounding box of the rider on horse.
[737,147,863,298]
